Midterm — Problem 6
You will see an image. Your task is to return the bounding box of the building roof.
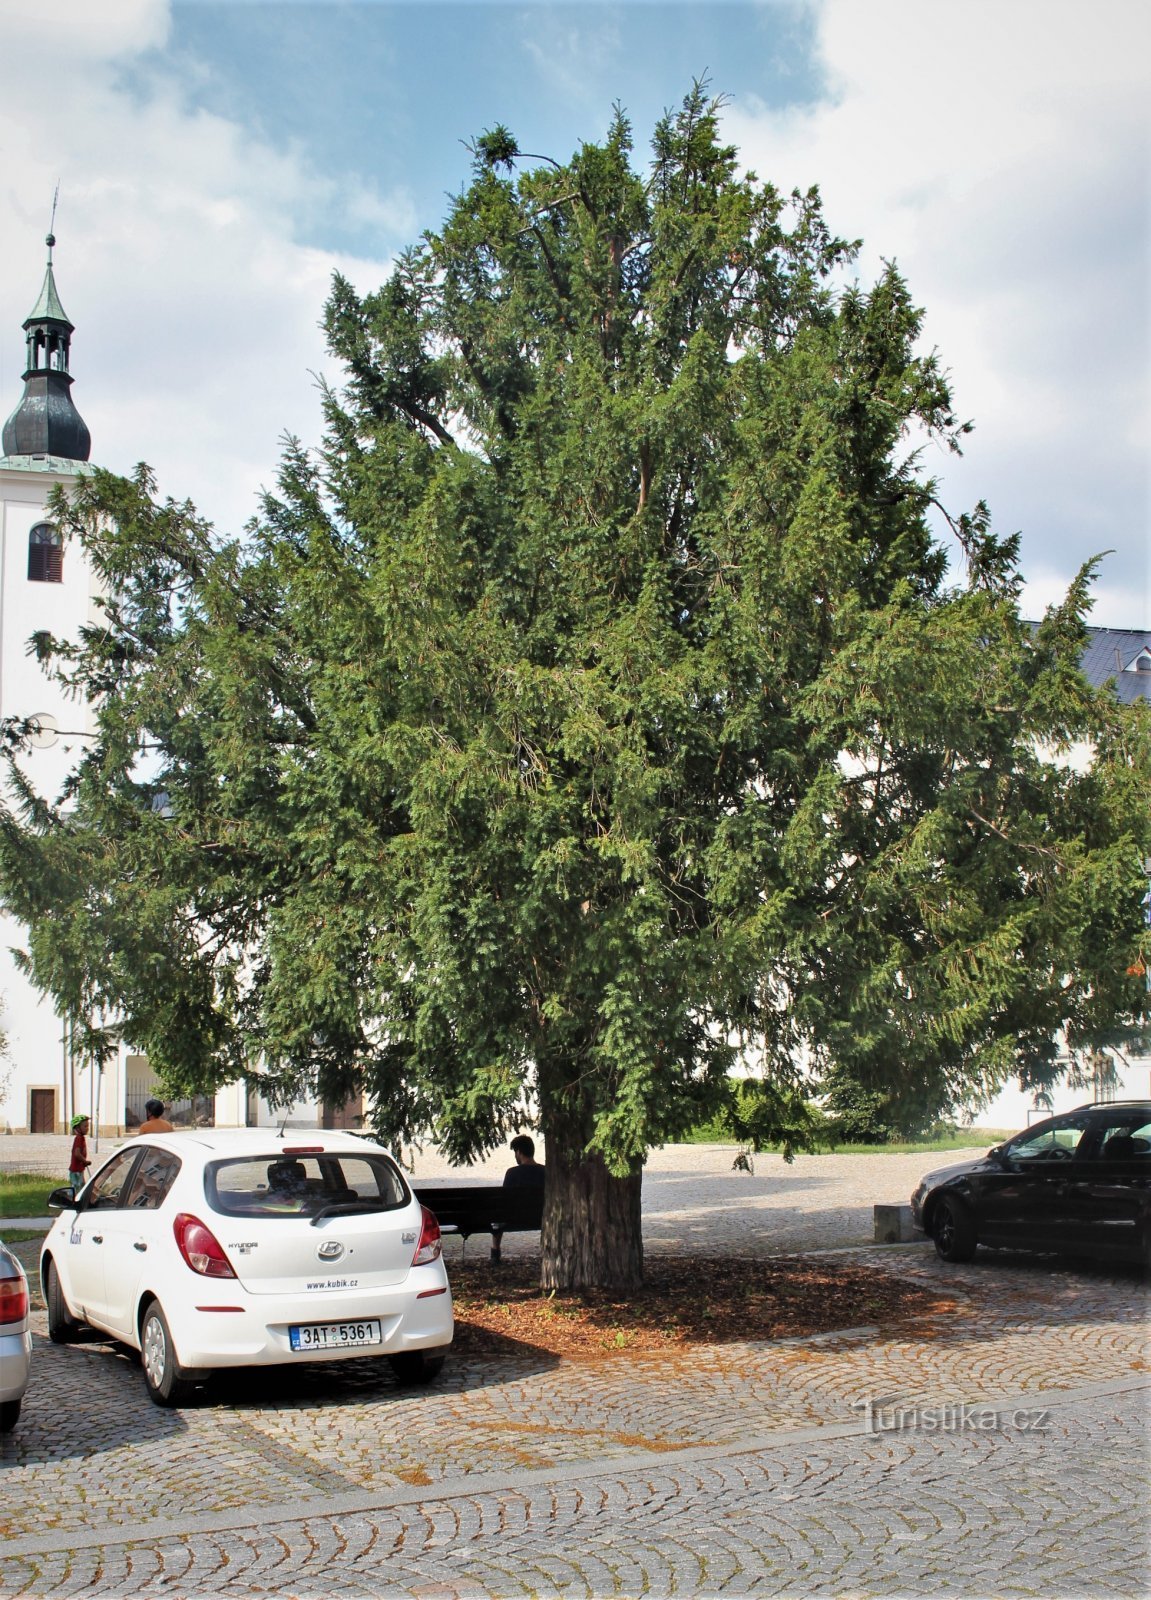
[2,235,90,463]
[1078,626,1151,705]
[25,256,72,329]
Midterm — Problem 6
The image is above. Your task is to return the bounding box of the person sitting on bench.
[503,1135,545,1189]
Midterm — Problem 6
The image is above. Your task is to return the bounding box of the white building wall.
[0,463,327,1132]
[977,1053,1151,1131]
[0,462,123,1133]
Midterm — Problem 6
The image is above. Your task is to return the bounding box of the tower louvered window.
[28,522,63,583]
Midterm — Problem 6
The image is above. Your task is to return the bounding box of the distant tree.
[1,88,1148,1288]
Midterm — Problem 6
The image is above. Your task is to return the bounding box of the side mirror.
[987,1144,1008,1163]
[47,1185,78,1211]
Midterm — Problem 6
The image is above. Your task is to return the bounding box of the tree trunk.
[539,1137,644,1292]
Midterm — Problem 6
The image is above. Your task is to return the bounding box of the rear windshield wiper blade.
[309,1200,386,1225]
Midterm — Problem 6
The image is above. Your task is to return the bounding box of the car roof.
[128,1129,390,1158]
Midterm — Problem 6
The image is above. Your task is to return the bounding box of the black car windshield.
[205,1152,409,1218]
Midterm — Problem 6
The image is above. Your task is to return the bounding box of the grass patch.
[0,1173,58,1217]
[678,1130,1013,1155]
[821,1132,1013,1155]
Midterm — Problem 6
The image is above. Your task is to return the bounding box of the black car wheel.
[45,1259,82,1344]
[140,1301,197,1407]
[933,1195,978,1262]
[389,1350,446,1385]
[0,1398,21,1433]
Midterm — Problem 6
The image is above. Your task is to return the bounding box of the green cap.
[70,1113,88,1129]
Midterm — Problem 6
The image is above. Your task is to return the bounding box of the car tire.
[389,1350,446,1385]
[45,1258,82,1344]
[140,1301,197,1408]
[932,1195,978,1262]
[0,1398,20,1433]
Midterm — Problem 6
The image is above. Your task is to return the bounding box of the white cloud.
[0,1,394,535]
[724,0,1150,625]
[0,0,170,57]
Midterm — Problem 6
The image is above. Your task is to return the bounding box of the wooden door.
[30,1089,56,1133]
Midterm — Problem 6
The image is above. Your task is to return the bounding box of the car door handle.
[133,1241,148,1252]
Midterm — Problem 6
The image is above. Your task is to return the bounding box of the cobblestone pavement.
[2,1142,1148,1598]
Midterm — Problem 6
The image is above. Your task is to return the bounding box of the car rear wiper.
[309,1200,386,1225]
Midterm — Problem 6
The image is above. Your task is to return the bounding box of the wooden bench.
[413,1184,544,1262]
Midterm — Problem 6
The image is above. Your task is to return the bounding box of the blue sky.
[159,2,825,261]
[1,0,1148,624]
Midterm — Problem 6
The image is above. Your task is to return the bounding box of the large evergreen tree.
[2,90,1148,1288]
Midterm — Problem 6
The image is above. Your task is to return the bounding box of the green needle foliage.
[1,89,1147,1287]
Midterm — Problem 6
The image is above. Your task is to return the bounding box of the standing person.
[503,1134,545,1188]
[137,1099,175,1134]
[68,1114,91,1196]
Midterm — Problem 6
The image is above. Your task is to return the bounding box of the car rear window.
[204,1152,410,1218]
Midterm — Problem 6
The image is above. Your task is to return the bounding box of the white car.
[41,1130,452,1407]
[0,1239,32,1432]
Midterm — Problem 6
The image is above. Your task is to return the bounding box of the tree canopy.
[2,88,1148,1287]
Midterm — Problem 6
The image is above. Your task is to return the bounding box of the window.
[123,1149,182,1210]
[206,1152,408,1218]
[1095,1118,1151,1161]
[85,1149,142,1209]
[28,522,63,583]
[1006,1114,1088,1161]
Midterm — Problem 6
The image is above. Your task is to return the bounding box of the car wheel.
[933,1195,978,1262]
[0,1398,20,1433]
[46,1259,82,1344]
[140,1301,197,1408]
[389,1350,446,1385]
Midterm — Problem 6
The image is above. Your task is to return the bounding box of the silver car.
[0,1238,32,1432]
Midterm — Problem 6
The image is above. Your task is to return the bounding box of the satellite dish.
[26,714,59,749]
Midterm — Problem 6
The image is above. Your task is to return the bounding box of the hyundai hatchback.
[41,1130,452,1406]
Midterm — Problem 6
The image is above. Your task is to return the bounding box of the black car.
[911,1102,1151,1265]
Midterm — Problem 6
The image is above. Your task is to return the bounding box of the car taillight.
[412,1205,442,1266]
[173,1213,237,1279]
[0,1277,28,1324]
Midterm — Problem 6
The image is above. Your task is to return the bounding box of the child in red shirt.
[68,1115,91,1196]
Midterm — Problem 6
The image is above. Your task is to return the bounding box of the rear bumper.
[155,1272,454,1370]
[0,1327,32,1403]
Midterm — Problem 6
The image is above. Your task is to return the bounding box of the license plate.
[289,1318,382,1352]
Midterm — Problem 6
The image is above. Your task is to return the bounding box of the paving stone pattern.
[2,1140,1149,1598]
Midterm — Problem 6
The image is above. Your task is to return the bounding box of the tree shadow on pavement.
[0,1331,188,1466]
[204,1331,561,1411]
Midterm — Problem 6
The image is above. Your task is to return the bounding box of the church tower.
[2,232,92,466]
